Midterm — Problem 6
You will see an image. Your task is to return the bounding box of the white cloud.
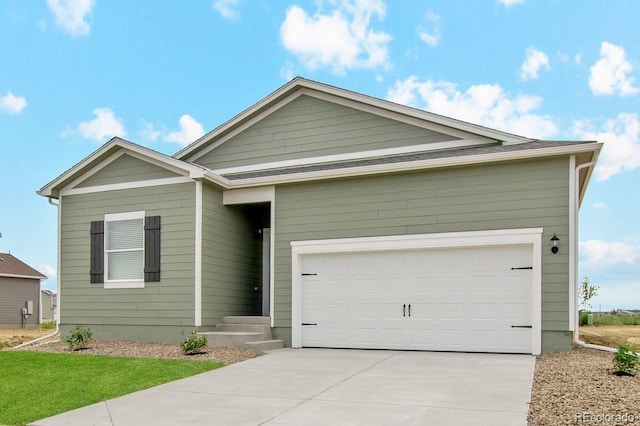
[280,0,392,75]
[386,76,557,139]
[589,42,639,96]
[498,0,524,6]
[580,239,638,268]
[38,264,57,280]
[47,0,94,37]
[573,113,640,181]
[520,47,550,81]
[138,120,161,142]
[281,61,296,81]
[212,0,241,20]
[69,108,126,142]
[574,53,582,66]
[592,202,612,211]
[0,91,27,114]
[163,115,205,146]
[418,10,440,47]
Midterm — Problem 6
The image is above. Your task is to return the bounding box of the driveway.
[31,349,535,426]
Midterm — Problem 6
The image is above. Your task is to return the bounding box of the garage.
[291,229,542,354]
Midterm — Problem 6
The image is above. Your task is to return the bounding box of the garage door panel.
[301,244,533,353]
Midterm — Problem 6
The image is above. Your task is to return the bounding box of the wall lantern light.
[550,233,560,254]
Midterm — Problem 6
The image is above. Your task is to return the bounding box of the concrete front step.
[198,331,264,348]
[222,316,270,325]
[215,323,271,341]
[245,339,285,351]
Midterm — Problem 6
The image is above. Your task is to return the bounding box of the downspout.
[572,160,595,348]
[14,197,62,349]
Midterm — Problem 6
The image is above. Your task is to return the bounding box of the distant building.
[41,289,57,322]
[0,253,47,328]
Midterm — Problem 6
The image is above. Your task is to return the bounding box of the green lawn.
[0,351,222,426]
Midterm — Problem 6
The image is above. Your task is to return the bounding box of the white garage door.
[300,244,533,354]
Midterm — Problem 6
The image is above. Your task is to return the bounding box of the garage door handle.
[511,266,533,270]
[403,304,406,317]
[408,304,411,317]
[302,323,317,326]
[511,325,532,328]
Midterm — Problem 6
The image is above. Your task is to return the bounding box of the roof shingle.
[0,253,47,280]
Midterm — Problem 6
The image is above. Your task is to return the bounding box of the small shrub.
[613,345,639,376]
[180,331,207,355]
[63,325,92,351]
[41,321,56,330]
[579,312,589,326]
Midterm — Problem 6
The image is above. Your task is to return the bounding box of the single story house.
[0,253,47,328]
[39,77,601,354]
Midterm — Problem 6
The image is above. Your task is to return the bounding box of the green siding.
[195,95,457,170]
[59,182,196,341]
[76,154,181,188]
[273,157,572,351]
[200,183,261,327]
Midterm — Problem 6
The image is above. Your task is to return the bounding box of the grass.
[0,351,222,426]
[579,312,640,326]
[580,325,640,348]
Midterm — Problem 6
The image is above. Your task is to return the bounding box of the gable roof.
[38,137,224,198]
[174,77,534,162]
[0,253,47,280]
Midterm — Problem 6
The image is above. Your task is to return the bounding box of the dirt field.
[580,325,640,348]
[0,327,57,348]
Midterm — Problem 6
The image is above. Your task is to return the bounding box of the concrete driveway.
[31,349,535,426]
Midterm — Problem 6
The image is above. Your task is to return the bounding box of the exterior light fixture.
[550,234,559,254]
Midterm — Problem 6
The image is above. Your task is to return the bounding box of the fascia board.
[0,273,46,280]
[577,147,602,207]
[297,81,531,144]
[39,138,206,199]
[213,138,494,176]
[174,77,531,161]
[222,142,604,189]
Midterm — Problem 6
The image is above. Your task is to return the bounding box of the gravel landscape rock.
[22,339,264,365]
[528,346,640,425]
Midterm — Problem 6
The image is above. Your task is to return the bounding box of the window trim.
[104,211,145,289]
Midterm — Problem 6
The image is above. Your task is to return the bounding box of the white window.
[104,211,144,288]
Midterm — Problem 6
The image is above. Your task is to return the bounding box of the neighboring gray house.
[39,77,601,354]
[0,253,47,328]
[41,289,57,321]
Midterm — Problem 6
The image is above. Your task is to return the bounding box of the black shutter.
[90,221,104,283]
[144,216,161,282]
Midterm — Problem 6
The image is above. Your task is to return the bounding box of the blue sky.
[1,0,639,311]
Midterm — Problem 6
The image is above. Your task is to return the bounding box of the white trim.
[222,186,275,205]
[56,196,62,326]
[104,281,145,289]
[104,211,145,289]
[262,228,271,317]
[60,177,193,196]
[291,228,543,355]
[569,156,577,331]
[301,88,479,141]
[0,273,46,280]
[222,144,604,189]
[214,139,493,176]
[104,211,145,222]
[270,198,275,328]
[186,92,306,162]
[195,181,203,327]
[39,137,206,198]
[175,77,533,160]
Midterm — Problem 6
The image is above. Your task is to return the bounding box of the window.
[106,212,144,282]
[90,212,161,288]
